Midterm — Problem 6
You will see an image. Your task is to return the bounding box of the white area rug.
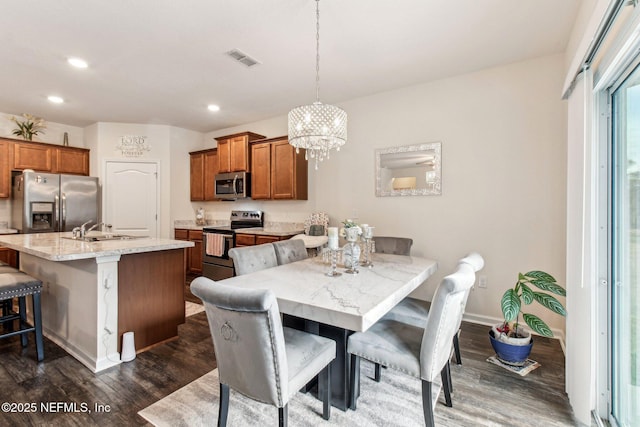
[139,361,441,426]
[185,301,205,317]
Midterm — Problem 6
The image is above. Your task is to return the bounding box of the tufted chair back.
[371,236,413,255]
[229,243,278,276]
[191,277,289,407]
[273,239,308,265]
[419,262,476,382]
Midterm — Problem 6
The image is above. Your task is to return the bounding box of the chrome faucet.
[86,222,104,233]
[77,220,94,238]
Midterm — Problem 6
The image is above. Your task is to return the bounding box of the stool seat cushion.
[291,234,328,249]
[0,273,43,300]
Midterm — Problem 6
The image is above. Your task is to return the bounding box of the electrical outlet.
[478,275,488,289]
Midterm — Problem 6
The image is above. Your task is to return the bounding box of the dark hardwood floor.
[0,276,581,426]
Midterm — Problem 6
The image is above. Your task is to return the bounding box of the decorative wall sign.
[116,135,151,157]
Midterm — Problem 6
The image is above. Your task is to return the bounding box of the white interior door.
[104,161,159,237]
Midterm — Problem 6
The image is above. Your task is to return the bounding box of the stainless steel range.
[202,210,264,280]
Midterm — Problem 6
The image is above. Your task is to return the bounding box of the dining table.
[217,252,438,410]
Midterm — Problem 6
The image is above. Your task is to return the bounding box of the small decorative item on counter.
[324,246,342,277]
[8,113,46,141]
[340,219,362,242]
[327,227,339,249]
[195,207,206,226]
[360,225,374,268]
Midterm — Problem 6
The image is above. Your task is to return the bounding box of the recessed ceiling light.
[207,104,220,112]
[48,95,64,104]
[67,57,88,69]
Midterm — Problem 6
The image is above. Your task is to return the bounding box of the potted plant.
[489,270,566,365]
[8,113,46,141]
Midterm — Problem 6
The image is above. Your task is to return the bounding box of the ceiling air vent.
[226,49,260,68]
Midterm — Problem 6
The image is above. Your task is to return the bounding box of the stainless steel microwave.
[214,172,250,199]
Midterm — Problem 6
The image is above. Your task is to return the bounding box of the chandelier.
[288,0,347,170]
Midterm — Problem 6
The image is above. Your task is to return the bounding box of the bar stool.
[0,271,44,361]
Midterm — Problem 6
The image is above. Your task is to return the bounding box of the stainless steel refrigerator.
[11,171,99,233]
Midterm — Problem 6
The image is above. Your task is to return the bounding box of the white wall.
[192,54,568,335]
[88,123,202,238]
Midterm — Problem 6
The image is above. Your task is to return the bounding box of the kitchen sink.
[63,234,146,242]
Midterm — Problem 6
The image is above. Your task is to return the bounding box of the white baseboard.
[462,312,566,354]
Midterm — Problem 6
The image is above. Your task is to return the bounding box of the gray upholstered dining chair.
[273,238,308,265]
[191,277,336,427]
[347,262,477,426]
[384,252,484,366]
[372,236,413,256]
[228,243,278,276]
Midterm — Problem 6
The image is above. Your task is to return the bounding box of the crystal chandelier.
[288,0,347,170]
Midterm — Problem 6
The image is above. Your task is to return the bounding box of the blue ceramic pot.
[489,329,533,365]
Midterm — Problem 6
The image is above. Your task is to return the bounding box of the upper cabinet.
[216,132,265,173]
[13,141,53,172]
[251,136,308,200]
[189,148,219,201]
[0,137,91,199]
[52,146,90,175]
[0,140,11,198]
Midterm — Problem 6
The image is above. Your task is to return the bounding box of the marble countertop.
[0,228,18,235]
[0,232,194,262]
[218,253,438,332]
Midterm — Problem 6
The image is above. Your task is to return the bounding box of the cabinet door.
[230,136,249,172]
[204,150,218,201]
[272,140,305,199]
[235,234,256,247]
[255,235,280,245]
[218,139,231,173]
[0,247,18,268]
[251,142,271,199]
[190,153,204,201]
[189,229,203,274]
[0,141,10,198]
[14,142,52,172]
[53,147,89,175]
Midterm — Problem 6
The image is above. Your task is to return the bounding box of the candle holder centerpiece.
[360,225,375,268]
[341,219,362,274]
[325,226,342,277]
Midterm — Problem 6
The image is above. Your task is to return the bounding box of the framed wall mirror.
[375,141,441,197]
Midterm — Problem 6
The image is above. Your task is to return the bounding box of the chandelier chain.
[315,0,320,103]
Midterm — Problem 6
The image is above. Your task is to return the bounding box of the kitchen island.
[0,232,194,373]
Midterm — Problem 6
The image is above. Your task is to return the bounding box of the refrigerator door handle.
[54,194,60,231]
[61,193,67,231]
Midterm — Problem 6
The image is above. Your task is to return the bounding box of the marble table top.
[217,253,438,332]
[0,232,194,262]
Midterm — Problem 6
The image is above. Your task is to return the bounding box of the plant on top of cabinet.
[9,113,46,141]
[215,132,265,173]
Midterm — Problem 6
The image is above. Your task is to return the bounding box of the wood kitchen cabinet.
[216,131,265,173]
[174,228,203,274]
[0,137,91,198]
[52,146,90,175]
[13,141,53,172]
[235,233,297,247]
[189,148,219,201]
[250,136,308,200]
[0,247,18,268]
[0,140,11,198]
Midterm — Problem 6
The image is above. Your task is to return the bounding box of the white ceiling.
[0,0,580,133]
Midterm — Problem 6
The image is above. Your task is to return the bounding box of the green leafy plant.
[9,113,46,140]
[499,270,566,338]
